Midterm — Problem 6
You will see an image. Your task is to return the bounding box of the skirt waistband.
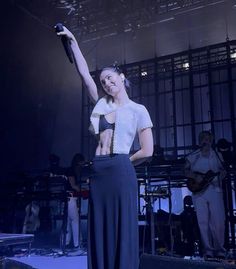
[93,154,129,161]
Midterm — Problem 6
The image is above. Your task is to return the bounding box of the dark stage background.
[0,2,82,179]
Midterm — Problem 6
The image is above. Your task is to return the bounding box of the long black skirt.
[88,154,139,269]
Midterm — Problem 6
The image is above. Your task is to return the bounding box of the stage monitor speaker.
[0,259,35,269]
[139,254,235,269]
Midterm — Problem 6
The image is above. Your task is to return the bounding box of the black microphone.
[55,23,74,64]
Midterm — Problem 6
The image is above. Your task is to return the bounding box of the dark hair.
[198,130,213,144]
[216,138,231,150]
[71,153,85,168]
[100,62,131,102]
[183,195,193,206]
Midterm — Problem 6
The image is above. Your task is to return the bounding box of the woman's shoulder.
[95,96,109,106]
[129,100,148,112]
[129,99,143,108]
[92,96,116,115]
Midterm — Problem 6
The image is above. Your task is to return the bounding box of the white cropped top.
[90,97,153,154]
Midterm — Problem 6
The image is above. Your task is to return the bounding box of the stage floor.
[10,254,236,269]
[11,255,87,269]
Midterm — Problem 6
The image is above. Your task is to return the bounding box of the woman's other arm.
[130,128,153,166]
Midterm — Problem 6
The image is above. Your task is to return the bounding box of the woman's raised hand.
[55,24,98,103]
[56,25,76,42]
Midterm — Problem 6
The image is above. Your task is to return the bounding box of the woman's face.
[100,69,125,97]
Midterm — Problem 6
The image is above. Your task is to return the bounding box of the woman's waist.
[92,154,131,170]
[91,153,135,176]
[93,153,129,161]
[96,134,133,154]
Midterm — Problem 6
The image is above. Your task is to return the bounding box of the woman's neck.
[113,90,130,106]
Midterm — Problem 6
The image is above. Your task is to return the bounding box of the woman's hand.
[56,25,76,42]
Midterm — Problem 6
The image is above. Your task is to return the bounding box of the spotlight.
[141,71,148,76]
[230,52,236,60]
[183,62,189,70]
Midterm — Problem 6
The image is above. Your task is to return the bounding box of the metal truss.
[13,0,233,41]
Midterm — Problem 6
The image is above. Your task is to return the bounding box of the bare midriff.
[95,129,114,155]
[95,112,115,155]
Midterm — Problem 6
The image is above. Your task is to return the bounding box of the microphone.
[55,23,74,64]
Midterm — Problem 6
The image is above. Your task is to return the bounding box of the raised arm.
[57,26,98,104]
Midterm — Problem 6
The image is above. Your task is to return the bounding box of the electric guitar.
[22,202,40,234]
[187,170,220,194]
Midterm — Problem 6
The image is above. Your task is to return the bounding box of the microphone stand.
[212,147,234,249]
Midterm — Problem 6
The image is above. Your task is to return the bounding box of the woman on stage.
[57,26,153,269]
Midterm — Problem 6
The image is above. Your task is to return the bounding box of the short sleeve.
[137,105,153,132]
[186,152,200,168]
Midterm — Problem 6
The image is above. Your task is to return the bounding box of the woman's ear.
[120,73,125,82]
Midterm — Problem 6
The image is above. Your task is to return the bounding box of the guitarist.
[65,153,88,251]
[185,131,226,260]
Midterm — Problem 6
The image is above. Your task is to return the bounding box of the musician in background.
[65,153,86,250]
[47,153,65,175]
[216,138,235,168]
[185,131,226,260]
[180,195,200,256]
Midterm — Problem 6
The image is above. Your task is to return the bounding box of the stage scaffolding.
[81,39,236,248]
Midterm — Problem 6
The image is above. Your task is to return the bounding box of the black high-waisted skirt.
[88,154,139,269]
